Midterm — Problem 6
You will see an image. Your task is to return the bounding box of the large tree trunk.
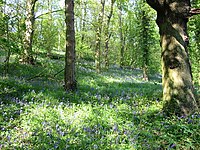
[64,0,77,91]
[23,0,37,64]
[146,0,199,115]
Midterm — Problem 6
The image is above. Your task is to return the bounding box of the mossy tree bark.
[141,10,149,81]
[146,0,199,115]
[64,0,77,91]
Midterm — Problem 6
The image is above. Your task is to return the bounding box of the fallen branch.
[53,68,64,77]
[27,69,47,80]
[27,68,65,80]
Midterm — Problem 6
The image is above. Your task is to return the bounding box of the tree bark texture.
[64,0,77,91]
[23,0,37,64]
[146,0,199,115]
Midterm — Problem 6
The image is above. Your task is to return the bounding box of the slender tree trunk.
[16,0,23,51]
[77,0,87,59]
[118,2,125,68]
[95,0,105,73]
[64,0,77,91]
[47,0,53,57]
[23,0,37,64]
[104,0,115,70]
[146,0,199,115]
[81,0,87,44]
[141,10,149,81]
[4,1,10,76]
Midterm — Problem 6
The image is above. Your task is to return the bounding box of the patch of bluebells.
[176,113,200,124]
[1,60,199,149]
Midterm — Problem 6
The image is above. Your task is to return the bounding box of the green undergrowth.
[0,56,199,149]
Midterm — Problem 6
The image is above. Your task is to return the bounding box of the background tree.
[75,0,92,60]
[1,0,10,75]
[33,0,65,59]
[95,0,105,73]
[146,0,200,115]
[0,0,24,74]
[23,0,38,64]
[120,0,160,75]
[118,0,126,68]
[188,0,200,85]
[64,0,76,91]
[104,0,115,70]
[43,0,55,57]
[134,0,155,81]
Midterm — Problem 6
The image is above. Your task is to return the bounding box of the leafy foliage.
[188,1,200,85]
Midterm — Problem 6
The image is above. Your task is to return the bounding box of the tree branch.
[27,69,47,80]
[53,68,64,77]
[76,16,96,27]
[146,0,164,12]
[35,9,64,19]
[189,8,200,16]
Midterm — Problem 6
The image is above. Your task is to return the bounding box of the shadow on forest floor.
[0,61,162,106]
[0,59,199,149]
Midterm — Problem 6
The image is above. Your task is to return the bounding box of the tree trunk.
[64,0,77,91]
[95,0,105,73]
[118,2,125,68]
[81,0,87,44]
[146,0,199,115]
[104,0,115,70]
[23,0,37,64]
[4,3,10,76]
[47,0,53,57]
[141,10,149,81]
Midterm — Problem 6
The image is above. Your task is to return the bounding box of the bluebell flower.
[113,124,118,132]
[187,118,192,124]
[7,135,11,141]
[170,143,176,148]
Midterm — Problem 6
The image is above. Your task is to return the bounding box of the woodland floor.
[0,51,200,149]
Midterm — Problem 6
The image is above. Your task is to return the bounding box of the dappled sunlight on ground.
[0,58,199,149]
